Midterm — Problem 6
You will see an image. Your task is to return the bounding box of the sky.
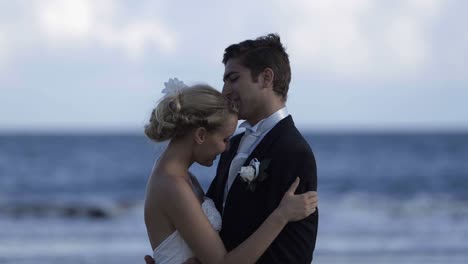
[0,0,467,133]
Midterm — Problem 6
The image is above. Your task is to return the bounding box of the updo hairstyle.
[145,84,237,142]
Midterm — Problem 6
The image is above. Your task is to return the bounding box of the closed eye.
[223,72,239,83]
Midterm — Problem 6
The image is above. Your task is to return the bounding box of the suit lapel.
[244,115,293,167]
[226,116,294,197]
[213,133,243,211]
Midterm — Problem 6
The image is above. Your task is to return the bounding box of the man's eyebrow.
[223,71,238,82]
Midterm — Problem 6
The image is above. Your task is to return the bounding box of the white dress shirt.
[223,107,289,206]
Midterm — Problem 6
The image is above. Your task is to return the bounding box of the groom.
[146,33,318,263]
[208,33,318,263]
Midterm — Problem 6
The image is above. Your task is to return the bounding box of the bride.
[144,82,317,264]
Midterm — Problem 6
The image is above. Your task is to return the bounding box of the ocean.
[1,132,467,264]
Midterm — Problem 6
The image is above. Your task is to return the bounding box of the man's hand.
[144,255,200,264]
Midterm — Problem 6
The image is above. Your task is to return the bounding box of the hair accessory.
[162,78,188,97]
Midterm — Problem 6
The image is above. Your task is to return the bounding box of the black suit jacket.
[207,115,318,263]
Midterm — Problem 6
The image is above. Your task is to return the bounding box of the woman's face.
[195,114,238,167]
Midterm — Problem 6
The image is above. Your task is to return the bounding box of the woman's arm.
[163,177,317,264]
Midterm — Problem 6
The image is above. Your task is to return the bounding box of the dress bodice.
[152,198,222,264]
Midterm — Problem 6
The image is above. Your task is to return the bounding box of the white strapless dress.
[153,198,222,264]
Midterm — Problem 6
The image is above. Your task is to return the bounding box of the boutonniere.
[239,158,271,191]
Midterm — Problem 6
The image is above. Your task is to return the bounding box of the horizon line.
[1,126,468,135]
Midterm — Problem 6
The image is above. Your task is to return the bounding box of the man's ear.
[193,127,207,144]
[261,68,274,89]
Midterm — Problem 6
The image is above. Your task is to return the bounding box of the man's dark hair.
[222,33,291,100]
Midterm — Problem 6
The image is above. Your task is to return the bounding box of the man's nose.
[222,83,230,96]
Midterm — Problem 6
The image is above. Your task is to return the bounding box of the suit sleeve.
[259,146,318,264]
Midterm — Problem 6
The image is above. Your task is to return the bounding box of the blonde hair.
[145,84,237,142]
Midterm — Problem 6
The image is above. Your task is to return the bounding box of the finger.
[307,201,318,208]
[287,177,300,194]
[307,197,318,208]
[308,192,318,202]
[309,207,317,215]
[297,192,316,202]
[308,200,318,208]
[304,204,316,213]
[308,200,318,209]
[302,194,317,206]
[304,191,318,202]
[308,197,318,205]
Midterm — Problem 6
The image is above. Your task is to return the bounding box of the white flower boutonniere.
[239,158,271,191]
[239,158,261,182]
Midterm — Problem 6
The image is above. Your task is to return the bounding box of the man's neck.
[246,102,285,126]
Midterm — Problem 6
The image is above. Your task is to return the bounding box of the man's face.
[222,58,262,121]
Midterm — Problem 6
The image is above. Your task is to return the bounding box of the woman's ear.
[262,68,274,89]
[193,127,207,144]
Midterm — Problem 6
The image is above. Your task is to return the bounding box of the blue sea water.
[1,132,467,264]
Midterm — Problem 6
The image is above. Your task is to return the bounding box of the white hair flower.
[162,78,188,97]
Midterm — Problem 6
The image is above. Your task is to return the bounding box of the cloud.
[38,0,93,39]
[0,0,450,75]
[384,15,426,71]
[98,21,177,58]
[278,0,444,78]
[284,0,371,75]
[0,0,466,131]
[407,0,441,17]
[36,0,177,59]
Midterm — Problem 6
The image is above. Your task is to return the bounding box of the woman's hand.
[276,177,318,222]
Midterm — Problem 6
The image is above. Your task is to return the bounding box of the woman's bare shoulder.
[147,170,193,203]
